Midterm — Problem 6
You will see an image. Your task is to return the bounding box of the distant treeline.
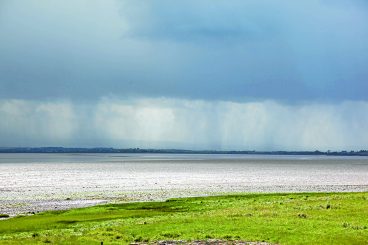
[0,147,367,156]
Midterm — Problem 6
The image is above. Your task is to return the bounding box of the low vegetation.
[0,192,367,244]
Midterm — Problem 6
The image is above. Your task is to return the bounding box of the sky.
[0,0,368,150]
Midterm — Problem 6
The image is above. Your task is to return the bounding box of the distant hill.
[0,147,367,156]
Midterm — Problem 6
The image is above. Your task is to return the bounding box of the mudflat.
[1,153,368,216]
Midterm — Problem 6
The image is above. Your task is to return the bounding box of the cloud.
[0,1,367,150]
[0,0,367,101]
[0,98,367,150]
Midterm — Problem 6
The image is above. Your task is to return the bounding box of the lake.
[1,153,367,216]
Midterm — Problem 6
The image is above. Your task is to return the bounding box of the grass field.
[0,192,367,244]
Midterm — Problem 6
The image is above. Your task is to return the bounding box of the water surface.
[1,153,367,216]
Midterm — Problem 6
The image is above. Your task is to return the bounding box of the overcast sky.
[1,0,367,150]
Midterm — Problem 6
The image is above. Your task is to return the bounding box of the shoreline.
[2,187,368,218]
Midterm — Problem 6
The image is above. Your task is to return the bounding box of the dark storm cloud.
[1,1,368,150]
[0,0,367,102]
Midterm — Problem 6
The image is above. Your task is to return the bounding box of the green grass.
[0,192,367,244]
